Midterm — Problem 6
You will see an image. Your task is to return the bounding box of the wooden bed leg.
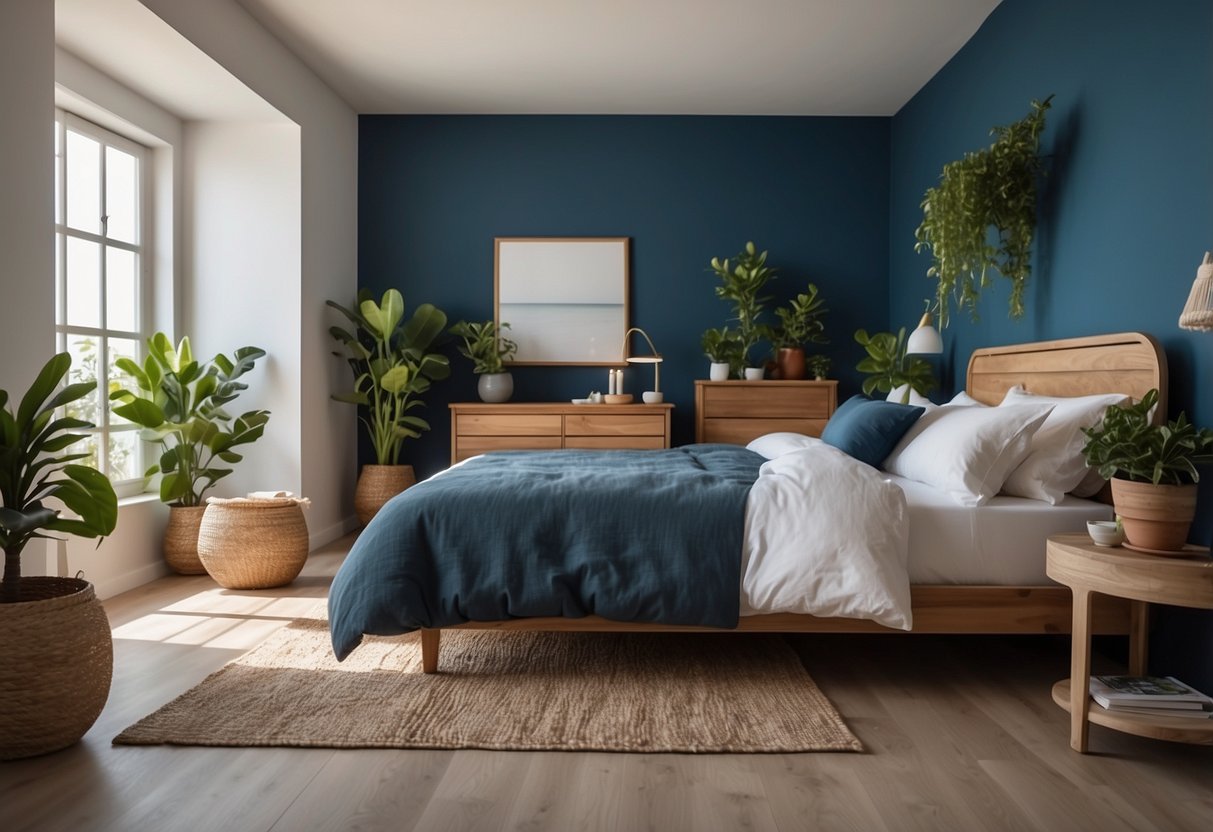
[421,628,440,674]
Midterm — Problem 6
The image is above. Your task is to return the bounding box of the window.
[54,110,149,496]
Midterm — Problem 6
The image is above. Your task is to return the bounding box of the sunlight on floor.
[111,588,325,648]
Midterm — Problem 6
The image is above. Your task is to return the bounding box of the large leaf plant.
[328,289,450,465]
[854,328,936,402]
[109,333,270,506]
[1,354,118,601]
[709,241,776,370]
[1081,389,1213,485]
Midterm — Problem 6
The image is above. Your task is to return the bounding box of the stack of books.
[1089,675,1213,719]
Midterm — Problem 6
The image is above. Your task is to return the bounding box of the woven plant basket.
[164,505,208,575]
[354,464,416,526]
[197,499,309,590]
[0,577,112,760]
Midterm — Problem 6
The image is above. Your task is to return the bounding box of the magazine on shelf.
[1100,703,1213,720]
[1089,675,1213,710]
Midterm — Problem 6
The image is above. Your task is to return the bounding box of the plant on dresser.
[328,289,450,525]
[701,326,744,381]
[450,319,518,403]
[708,241,776,378]
[1081,388,1213,552]
[770,284,828,380]
[1,353,118,759]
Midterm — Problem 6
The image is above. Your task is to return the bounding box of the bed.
[329,332,1166,672]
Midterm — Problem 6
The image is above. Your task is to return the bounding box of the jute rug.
[114,607,861,753]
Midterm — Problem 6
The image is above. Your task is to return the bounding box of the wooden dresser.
[449,403,674,464]
[694,380,838,445]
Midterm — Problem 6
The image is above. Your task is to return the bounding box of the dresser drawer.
[701,418,828,445]
[455,436,563,462]
[564,435,667,450]
[701,385,832,418]
[565,413,666,436]
[456,414,562,436]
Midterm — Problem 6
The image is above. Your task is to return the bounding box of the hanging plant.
[914,95,1053,327]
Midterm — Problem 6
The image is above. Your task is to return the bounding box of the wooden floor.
[2,535,1211,832]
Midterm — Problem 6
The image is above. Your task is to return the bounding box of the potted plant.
[0,353,118,759]
[771,284,828,380]
[701,326,743,381]
[709,241,776,378]
[807,354,831,381]
[329,289,450,525]
[854,328,936,404]
[450,320,518,403]
[109,333,270,574]
[1081,388,1213,552]
[914,96,1053,327]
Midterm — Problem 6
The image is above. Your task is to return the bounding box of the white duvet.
[739,436,913,630]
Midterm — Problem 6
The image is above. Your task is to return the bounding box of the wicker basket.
[164,505,208,575]
[0,577,112,760]
[197,499,309,589]
[354,464,416,526]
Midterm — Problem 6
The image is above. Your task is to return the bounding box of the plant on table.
[854,328,936,403]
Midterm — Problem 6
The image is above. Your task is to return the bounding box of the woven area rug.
[114,608,861,753]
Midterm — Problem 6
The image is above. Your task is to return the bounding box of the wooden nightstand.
[1046,533,1213,752]
[448,402,673,464]
[694,380,837,445]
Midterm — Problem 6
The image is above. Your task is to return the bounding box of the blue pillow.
[821,395,925,467]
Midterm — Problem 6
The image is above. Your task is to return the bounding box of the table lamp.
[621,327,663,403]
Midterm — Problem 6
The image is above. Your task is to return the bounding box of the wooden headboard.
[966,332,1167,416]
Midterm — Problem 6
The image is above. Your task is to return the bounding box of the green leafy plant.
[772,284,828,349]
[709,241,776,368]
[1,354,118,600]
[328,288,450,466]
[807,354,831,380]
[854,329,936,401]
[109,333,270,506]
[1081,389,1213,485]
[450,320,517,374]
[914,95,1053,327]
[701,326,744,375]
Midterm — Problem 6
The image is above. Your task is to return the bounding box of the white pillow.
[882,403,1053,506]
[886,384,933,407]
[746,432,819,460]
[998,386,1129,503]
[947,390,988,407]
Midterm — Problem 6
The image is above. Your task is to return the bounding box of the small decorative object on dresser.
[1081,388,1213,553]
[450,319,518,403]
[695,379,838,445]
[771,284,828,380]
[807,354,831,381]
[110,333,270,574]
[702,326,741,381]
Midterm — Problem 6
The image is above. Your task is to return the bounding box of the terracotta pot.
[0,577,112,759]
[164,505,208,575]
[355,464,417,526]
[1110,478,1197,552]
[776,347,806,380]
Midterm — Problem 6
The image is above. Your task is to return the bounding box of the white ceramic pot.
[744,367,764,381]
[477,372,514,403]
[642,391,664,404]
[709,362,730,382]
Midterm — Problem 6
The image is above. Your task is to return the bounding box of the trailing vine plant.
[914,95,1053,327]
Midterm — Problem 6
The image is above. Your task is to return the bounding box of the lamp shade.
[906,312,943,355]
[621,327,662,395]
[1179,251,1213,331]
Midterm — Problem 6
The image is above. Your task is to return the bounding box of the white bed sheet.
[888,473,1113,585]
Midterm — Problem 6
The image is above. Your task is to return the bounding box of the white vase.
[709,362,730,381]
[744,367,764,381]
[478,372,514,403]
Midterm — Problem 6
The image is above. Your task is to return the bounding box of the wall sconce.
[1179,252,1213,331]
[621,327,663,403]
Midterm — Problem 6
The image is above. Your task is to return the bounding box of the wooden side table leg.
[1129,600,1149,676]
[1069,589,1093,753]
[421,628,440,674]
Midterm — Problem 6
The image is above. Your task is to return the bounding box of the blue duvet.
[328,445,764,660]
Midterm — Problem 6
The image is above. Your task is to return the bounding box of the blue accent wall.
[890,0,1213,688]
[358,115,890,478]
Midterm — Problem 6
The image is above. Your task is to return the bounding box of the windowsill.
[118,492,162,509]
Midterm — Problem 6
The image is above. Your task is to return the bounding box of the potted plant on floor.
[709,241,776,379]
[1,353,118,759]
[771,284,828,380]
[701,326,743,381]
[109,333,270,574]
[1081,388,1213,552]
[329,289,450,525]
[854,328,936,404]
[450,320,518,403]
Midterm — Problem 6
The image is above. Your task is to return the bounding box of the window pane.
[65,237,101,328]
[66,433,100,471]
[107,337,140,425]
[106,248,138,332]
[64,334,100,426]
[105,147,138,244]
[66,130,101,234]
[54,123,62,225]
[108,430,141,482]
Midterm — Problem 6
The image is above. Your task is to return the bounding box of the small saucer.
[1122,542,1212,558]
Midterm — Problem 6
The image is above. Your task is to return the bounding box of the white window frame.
[54,109,152,499]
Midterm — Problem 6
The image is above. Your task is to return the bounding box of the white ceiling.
[233,0,1002,115]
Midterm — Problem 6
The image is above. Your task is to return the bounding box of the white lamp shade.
[906,313,943,355]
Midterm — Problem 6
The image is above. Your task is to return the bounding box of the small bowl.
[603,394,633,404]
[1087,520,1125,547]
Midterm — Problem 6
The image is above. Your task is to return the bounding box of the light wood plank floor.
[3,535,1211,832]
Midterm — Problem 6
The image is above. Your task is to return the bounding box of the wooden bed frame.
[419,332,1167,673]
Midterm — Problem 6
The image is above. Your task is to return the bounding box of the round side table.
[1046,533,1213,752]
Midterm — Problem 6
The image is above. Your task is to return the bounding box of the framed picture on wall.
[494,237,630,365]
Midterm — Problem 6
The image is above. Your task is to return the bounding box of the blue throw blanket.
[329,445,764,660]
